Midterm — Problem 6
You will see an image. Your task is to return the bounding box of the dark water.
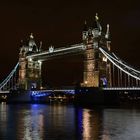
[0,103,140,140]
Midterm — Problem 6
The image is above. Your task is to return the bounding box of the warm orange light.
[85,81,88,84]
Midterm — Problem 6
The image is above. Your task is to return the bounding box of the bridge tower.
[81,14,112,87]
[18,33,42,90]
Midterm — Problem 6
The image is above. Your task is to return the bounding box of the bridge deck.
[0,90,10,94]
[103,87,140,91]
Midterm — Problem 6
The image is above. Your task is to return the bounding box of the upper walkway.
[26,43,85,61]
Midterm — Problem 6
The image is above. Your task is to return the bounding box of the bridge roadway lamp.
[29,58,32,61]
[38,60,42,64]
[85,81,88,85]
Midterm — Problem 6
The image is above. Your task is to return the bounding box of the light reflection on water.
[20,104,44,140]
[0,103,140,140]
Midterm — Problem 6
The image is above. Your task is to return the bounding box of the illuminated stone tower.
[81,14,112,87]
[18,41,27,89]
[18,34,42,90]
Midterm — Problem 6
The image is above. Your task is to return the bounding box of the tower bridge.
[0,14,140,103]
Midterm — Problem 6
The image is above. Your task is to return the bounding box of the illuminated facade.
[18,34,42,90]
[18,15,112,89]
[81,14,112,87]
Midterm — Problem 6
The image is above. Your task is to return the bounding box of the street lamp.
[85,81,87,86]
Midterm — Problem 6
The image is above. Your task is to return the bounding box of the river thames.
[0,103,140,140]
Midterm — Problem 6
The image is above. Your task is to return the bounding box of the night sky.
[0,0,140,86]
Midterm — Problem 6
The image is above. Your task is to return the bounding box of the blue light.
[63,90,75,95]
[32,104,39,108]
[30,91,51,98]
[30,89,75,99]
[101,77,107,87]
[77,108,83,139]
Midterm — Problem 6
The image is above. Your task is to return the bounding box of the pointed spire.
[28,33,37,52]
[20,39,23,45]
[84,20,87,24]
[30,33,34,39]
[95,13,99,21]
[39,41,42,52]
[92,13,102,32]
[105,24,110,40]
[83,20,88,31]
[92,18,98,29]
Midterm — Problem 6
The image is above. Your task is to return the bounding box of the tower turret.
[28,33,38,52]
[91,13,102,38]
[105,24,110,40]
[39,41,42,52]
[82,21,88,42]
[94,13,102,34]
[105,24,111,51]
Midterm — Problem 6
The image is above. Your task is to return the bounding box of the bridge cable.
[0,62,19,90]
[99,47,140,81]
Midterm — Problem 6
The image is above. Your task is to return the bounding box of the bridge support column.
[26,59,42,90]
[82,41,100,87]
[81,26,100,87]
[18,47,28,90]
